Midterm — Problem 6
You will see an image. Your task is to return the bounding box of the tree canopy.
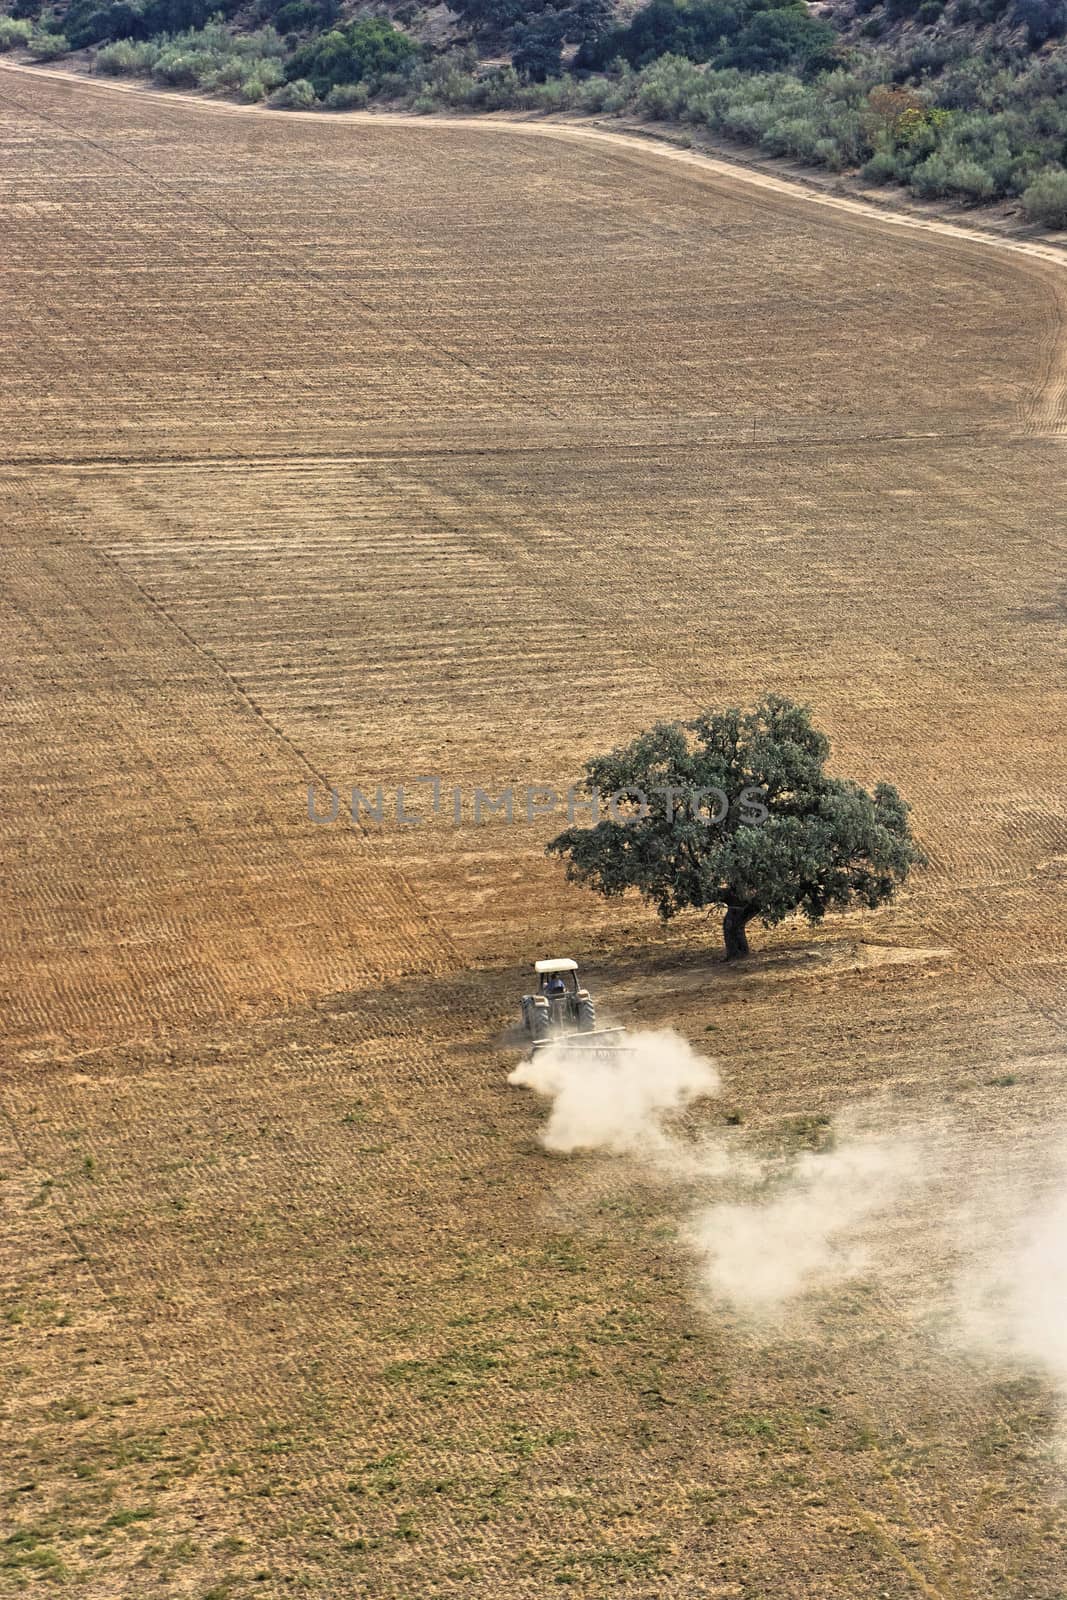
[576,0,837,77]
[547,695,926,958]
[285,15,416,93]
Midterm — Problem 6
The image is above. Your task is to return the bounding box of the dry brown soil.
[1,61,1065,1599]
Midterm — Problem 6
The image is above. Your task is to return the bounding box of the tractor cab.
[521,958,596,1041]
[537,958,579,1000]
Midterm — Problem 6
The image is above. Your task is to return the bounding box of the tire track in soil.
[0,516,457,1051]
[1021,268,1067,435]
[0,66,575,435]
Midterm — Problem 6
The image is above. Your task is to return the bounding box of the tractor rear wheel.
[577,998,596,1032]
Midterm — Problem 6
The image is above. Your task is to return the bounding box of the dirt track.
[1,61,1065,1598]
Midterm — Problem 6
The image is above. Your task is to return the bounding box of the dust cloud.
[954,1155,1067,1406]
[508,1029,719,1157]
[687,1134,921,1316]
[511,1029,1067,1438]
[510,1028,917,1310]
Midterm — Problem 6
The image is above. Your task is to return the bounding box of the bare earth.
[1,61,1065,1598]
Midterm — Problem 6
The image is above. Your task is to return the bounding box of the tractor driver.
[544,972,566,999]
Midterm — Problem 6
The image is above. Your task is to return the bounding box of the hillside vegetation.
[2,0,1066,220]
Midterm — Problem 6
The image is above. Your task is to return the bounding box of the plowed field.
[1,63,1065,1598]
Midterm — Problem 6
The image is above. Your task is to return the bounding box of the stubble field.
[1,62,1065,1598]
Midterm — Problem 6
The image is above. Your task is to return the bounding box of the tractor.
[520,958,596,1043]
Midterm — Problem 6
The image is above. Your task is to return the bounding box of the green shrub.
[27,28,69,56]
[270,74,316,105]
[414,58,478,104]
[1021,166,1067,226]
[140,21,284,90]
[204,54,246,86]
[599,63,636,112]
[323,79,369,106]
[227,55,282,95]
[0,16,33,47]
[765,113,824,160]
[526,74,573,107]
[152,49,198,83]
[862,147,903,182]
[911,150,998,199]
[95,36,161,72]
[571,73,614,111]
[464,62,520,107]
[910,152,953,196]
[945,156,997,198]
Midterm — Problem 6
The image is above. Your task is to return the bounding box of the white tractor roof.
[535,957,578,974]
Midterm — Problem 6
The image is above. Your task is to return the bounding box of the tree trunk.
[722,904,757,960]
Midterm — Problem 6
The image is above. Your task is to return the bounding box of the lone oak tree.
[547,696,925,959]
